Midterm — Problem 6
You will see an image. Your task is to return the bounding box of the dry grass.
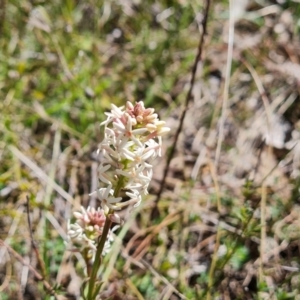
[1,0,300,299]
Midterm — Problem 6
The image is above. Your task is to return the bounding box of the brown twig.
[131,214,180,261]
[140,259,187,300]
[26,195,47,279]
[0,239,59,299]
[154,0,211,207]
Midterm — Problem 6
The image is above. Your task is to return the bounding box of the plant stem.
[86,176,124,299]
[87,212,113,299]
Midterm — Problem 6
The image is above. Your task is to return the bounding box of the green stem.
[87,211,113,299]
[86,176,124,299]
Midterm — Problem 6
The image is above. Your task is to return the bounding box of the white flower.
[94,101,169,211]
[95,184,122,210]
[67,206,115,255]
[98,164,112,185]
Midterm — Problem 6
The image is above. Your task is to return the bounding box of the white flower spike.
[67,101,169,257]
[96,101,170,211]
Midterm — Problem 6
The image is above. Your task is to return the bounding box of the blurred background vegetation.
[1,0,300,299]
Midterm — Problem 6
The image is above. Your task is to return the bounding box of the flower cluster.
[67,206,112,255]
[67,101,169,255]
[93,101,170,211]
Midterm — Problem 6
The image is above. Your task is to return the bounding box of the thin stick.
[240,54,273,288]
[240,56,272,126]
[141,259,187,300]
[0,253,12,292]
[154,0,211,206]
[0,239,58,299]
[9,145,73,204]
[214,0,235,168]
[206,226,222,300]
[26,196,47,279]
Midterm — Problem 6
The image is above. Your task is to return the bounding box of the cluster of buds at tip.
[67,101,169,255]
